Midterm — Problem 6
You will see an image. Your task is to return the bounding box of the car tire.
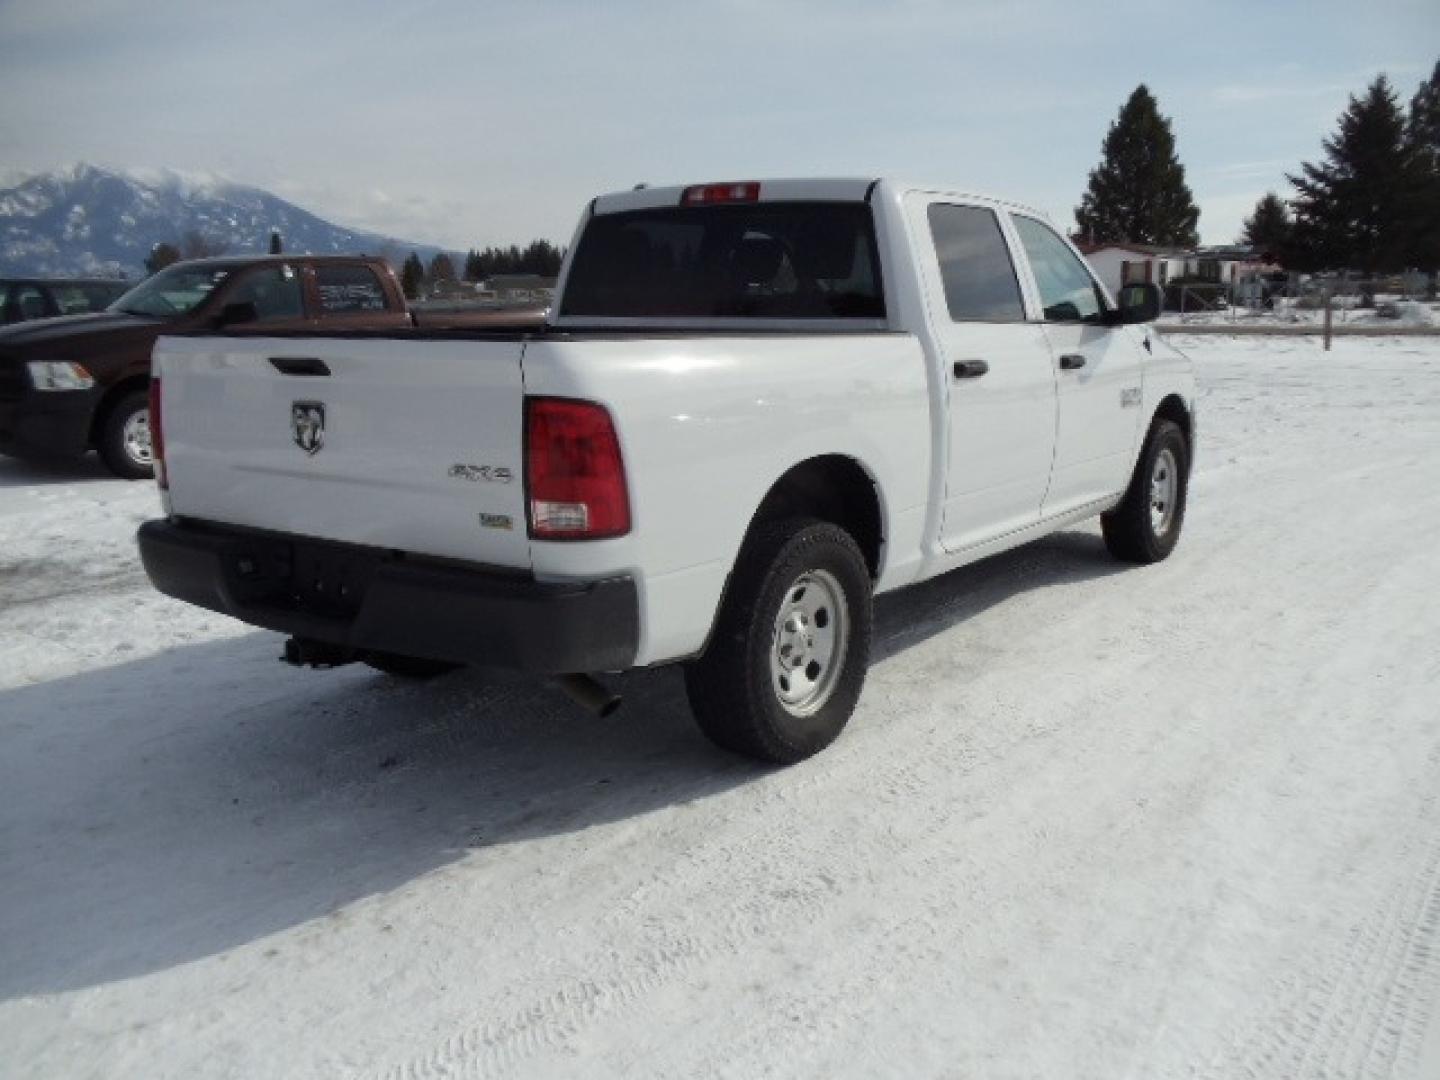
[1101,418,1189,564]
[362,652,462,679]
[684,517,872,764]
[96,390,155,480]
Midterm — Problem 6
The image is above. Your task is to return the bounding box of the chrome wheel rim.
[1150,446,1178,536]
[123,408,153,467]
[769,568,848,717]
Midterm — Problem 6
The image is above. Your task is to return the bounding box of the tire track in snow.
[1204,777,1440,1080]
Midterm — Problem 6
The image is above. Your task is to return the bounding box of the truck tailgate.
[155,335,531,569]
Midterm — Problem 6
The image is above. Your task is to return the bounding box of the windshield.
[560,202,885,319]
[110,265,234,318]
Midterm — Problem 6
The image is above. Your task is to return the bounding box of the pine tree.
[400,252,424,299]
[463,249,482,281]
[1288,76,1423,273]
[1240,192,1293,262]
[1074,85,1200,247]
[1404,60,1440,272]
[145,242,181,275]
[428,252,457,283]
[268,230,283,255]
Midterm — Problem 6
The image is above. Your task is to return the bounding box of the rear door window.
[561,202,884,319]
[926,204,1025,321]
[314,265,389,314]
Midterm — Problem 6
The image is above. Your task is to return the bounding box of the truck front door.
[1009,214,1144,517]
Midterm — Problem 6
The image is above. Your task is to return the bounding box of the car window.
[926,204,1024,322]
[225,266,304,322]
[1012,215,1106,323]
[12,285,48,321]
[314,265,389,314]
[561,202,885,319]
[50,284,120,316]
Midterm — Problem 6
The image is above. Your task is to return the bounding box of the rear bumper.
[137,518,639,673]
[0,387,98,459]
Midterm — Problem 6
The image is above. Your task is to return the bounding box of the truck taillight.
[680,181,761,206]
[149,377,167,490]
[525,397,630,540]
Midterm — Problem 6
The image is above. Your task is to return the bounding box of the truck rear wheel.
[684,517,872,764]
[1101,418,1189,563]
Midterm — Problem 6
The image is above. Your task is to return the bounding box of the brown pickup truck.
[0,254,541,479]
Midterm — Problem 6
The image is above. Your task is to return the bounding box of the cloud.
[1213,62,1429,104]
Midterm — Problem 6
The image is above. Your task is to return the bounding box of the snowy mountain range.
[0,164,446,278]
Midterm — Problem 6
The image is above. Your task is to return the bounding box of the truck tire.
[362,652,462,679]
[684,517,872,764]
[1102,418,1189,564]
[96,390,154,480]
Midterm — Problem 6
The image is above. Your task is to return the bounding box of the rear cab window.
[560,202,885,322]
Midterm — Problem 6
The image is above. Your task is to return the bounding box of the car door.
[907,196,1058,552]
[1009,214,1144,517]
[223,264,309,327]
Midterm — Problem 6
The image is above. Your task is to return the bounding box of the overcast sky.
[1,0,1437,249]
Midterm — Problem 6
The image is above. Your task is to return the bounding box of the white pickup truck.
[139,178,1195,763]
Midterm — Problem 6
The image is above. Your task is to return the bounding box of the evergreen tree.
[1074,85,1200,247]
[1240,192,1293,262]
[268,230,283,255]
[1404,60,1440,272]
[400,252,424,299]
[145,242,181,275]
[463,249,483,281]
[1288,76,1423,273]
[428,252,457,283]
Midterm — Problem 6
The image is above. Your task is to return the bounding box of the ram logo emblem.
[291,401,326,455]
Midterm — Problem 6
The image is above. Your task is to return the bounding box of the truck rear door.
[906,194,1058,552]
[155,333,532,568]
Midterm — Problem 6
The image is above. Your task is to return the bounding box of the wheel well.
[88,375,149,446]
[751,455,883,578]
[1154,394,1192,445]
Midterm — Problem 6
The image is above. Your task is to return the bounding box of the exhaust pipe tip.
[556,673,622,717]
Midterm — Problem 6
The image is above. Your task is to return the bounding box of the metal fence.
[1165,271,1439,323]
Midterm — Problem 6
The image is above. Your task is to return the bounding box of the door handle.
[1058,353,1087,370]
[952,359,989,379]
[270,356,331,377]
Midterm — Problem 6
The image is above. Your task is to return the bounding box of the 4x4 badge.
[291,400,325,455]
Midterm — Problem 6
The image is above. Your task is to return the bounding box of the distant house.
[1078,242,1192,297]
[1079,241,1267,298]
[482,274,556,306]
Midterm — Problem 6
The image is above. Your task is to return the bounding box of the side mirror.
[1112,282,1162,325]
[214,300,258,328]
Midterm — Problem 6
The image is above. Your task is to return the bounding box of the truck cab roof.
[592,177,1049,223]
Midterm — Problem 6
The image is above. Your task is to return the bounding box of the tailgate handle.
[270,356,331,377]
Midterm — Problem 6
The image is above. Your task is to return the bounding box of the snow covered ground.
[2,334,1439,1080]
